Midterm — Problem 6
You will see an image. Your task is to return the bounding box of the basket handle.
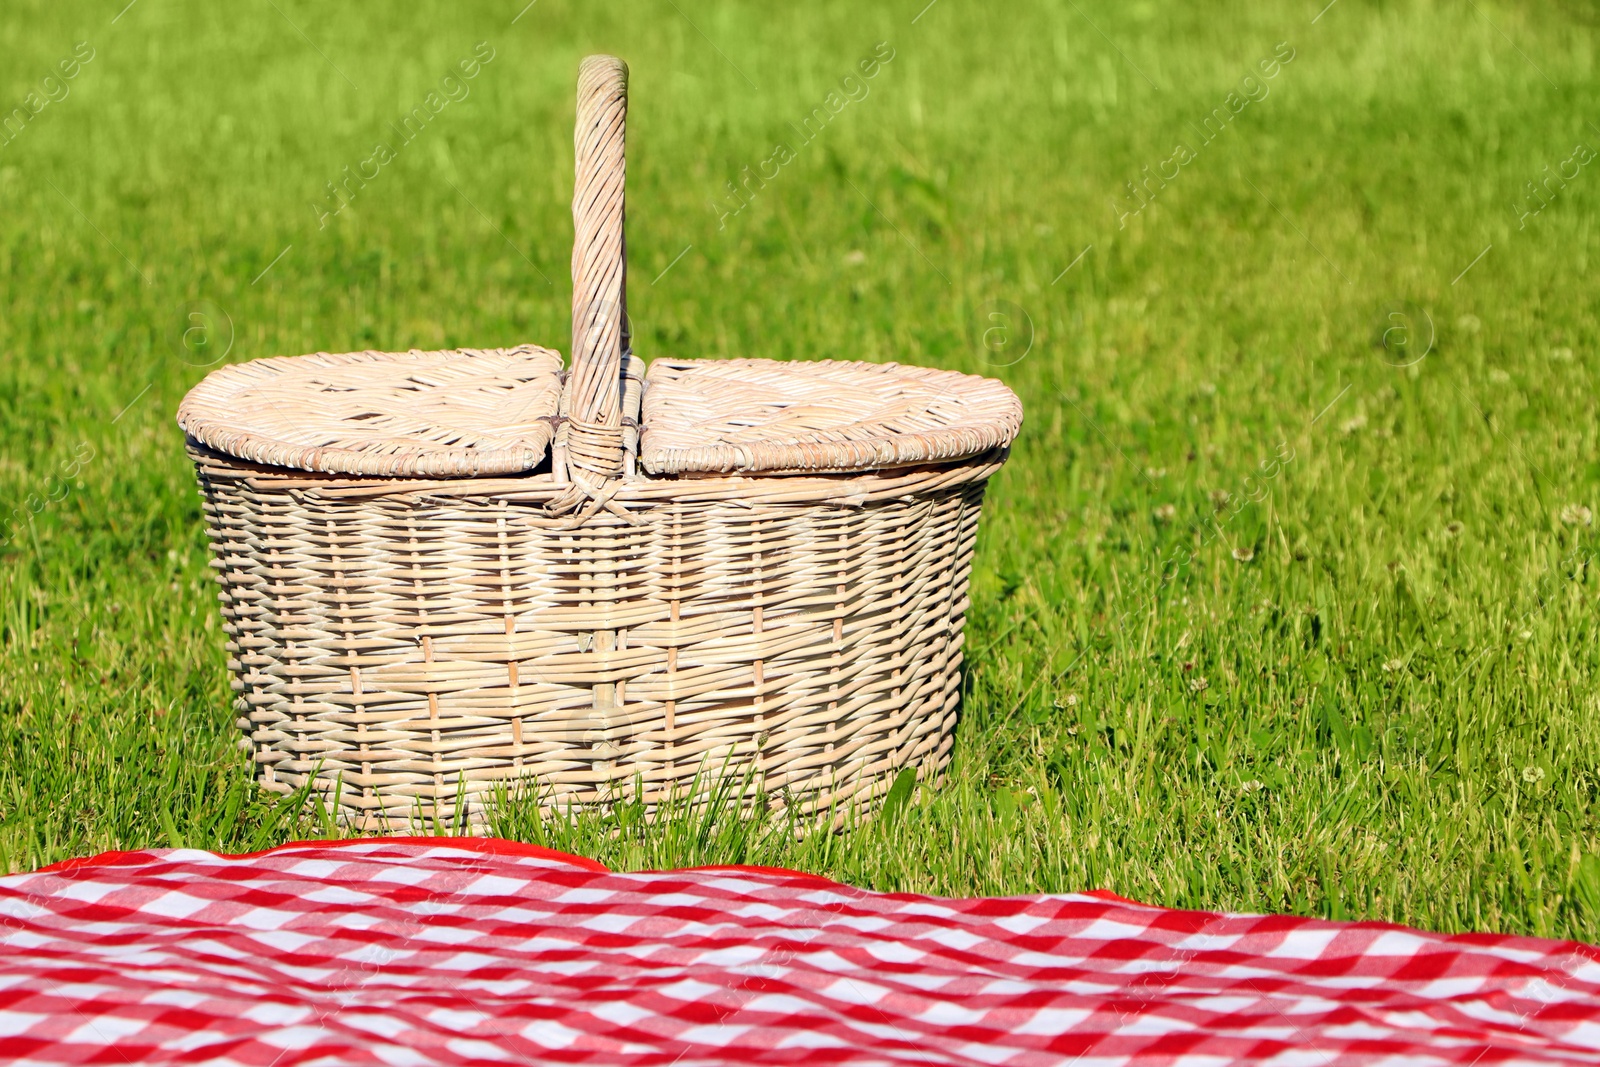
[556,55,630,490]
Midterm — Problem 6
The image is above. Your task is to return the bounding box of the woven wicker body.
[191,447,998,829]
[180,57,1019,830]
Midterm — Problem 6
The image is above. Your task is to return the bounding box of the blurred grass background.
[1,0,1599,940]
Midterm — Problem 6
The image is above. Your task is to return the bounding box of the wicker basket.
[178,57,1021,831]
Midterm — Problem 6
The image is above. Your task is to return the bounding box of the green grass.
[2,0,1599,941]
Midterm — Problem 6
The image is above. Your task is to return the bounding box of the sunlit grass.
[0,0,1597,940]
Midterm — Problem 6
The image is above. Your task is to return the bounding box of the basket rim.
[186,436,1008,511]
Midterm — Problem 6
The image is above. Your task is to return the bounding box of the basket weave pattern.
[182,56,1018,830]
[192,451,989,826]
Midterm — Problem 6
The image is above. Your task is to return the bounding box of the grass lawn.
[2,0,1598,941]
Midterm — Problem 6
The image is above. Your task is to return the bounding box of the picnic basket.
[177,56,1022,831]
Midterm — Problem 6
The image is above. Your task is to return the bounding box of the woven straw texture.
[191,449,995,829]
[181,55,1018,830]
[641,358,1024,474]
[177,346,563,478]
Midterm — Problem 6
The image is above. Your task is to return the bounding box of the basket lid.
[177,346,563,478]
[639,358,1022,475]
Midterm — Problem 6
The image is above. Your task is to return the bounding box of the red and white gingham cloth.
[1,838,1597,1065]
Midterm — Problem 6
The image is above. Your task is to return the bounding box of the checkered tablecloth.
[1,837,1597,1065]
